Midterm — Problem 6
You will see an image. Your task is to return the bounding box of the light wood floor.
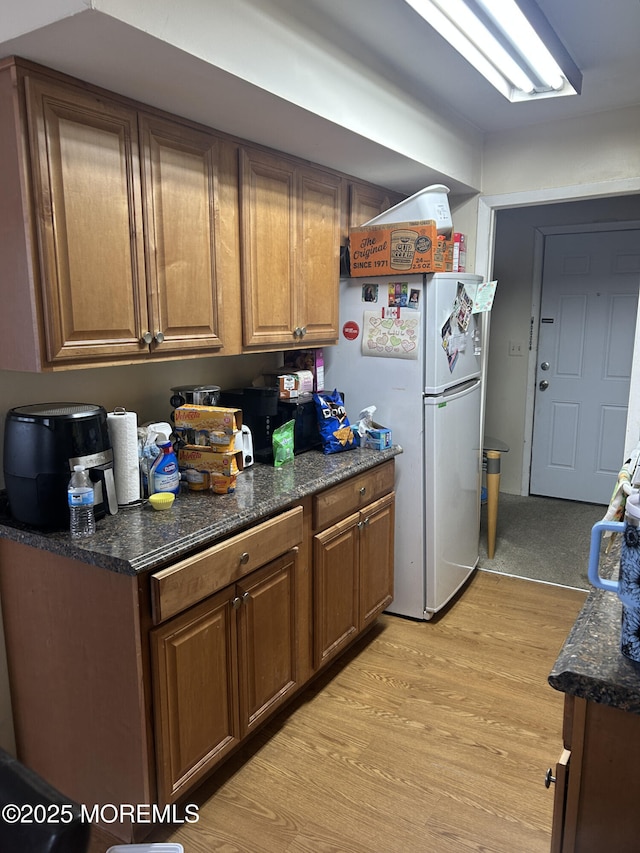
[91,571,586,853]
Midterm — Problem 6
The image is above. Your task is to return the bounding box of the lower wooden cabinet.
[549,694,640,852]
[0,460,396,841]
[313,466,395,669]
[151,550,298,804]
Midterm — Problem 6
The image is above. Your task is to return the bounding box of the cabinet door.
[239,147,341,348]
[237,551,298,736]
[151,586,240,805]
[296,166,341,345]
[359,493,395,628]
[140,114,224,354]
[239,148,296,347]
[348,182,404,229]
[24,75,148,363]
[313,513,359,668]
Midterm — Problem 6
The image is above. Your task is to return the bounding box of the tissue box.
[356,424,392,450]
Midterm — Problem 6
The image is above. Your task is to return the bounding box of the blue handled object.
[588,520,624,592]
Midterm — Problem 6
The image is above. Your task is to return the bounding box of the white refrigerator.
[324,273,485,620]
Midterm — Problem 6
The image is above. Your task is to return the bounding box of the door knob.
[541,361,550,371]
[539,379,549,391]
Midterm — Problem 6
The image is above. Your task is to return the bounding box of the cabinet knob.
[300,326,307,337]
[242,591,251,604]
[544,768,556,788]
[293,327,301,339]
[359,487,367,496]
[232,596,242,610]
[141,331,153,345]
[154,331,165,344]
[239,552,250,565]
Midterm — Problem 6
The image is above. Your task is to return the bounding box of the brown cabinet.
[139,113,225,355]
[549,694,640,852]
[151,550,298,805]
[0,459,395,842]
[239,146,342,349]
[312,461,395,668]
[0,59,229,369]
[348,181,395,228]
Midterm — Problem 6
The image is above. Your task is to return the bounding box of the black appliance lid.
[8,403,105,421]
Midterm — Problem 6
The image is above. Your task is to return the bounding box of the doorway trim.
[475,178,640,495]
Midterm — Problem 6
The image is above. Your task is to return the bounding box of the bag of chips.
[313,389,356,455]
[272,419,295,467]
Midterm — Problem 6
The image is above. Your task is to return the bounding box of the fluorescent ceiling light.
[404,0,582,103]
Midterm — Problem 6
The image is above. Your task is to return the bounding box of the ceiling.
[293,0,640,134]
[1,0,639,194]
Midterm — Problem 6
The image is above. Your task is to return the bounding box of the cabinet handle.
[363,517,370,526]
[154,331,165,344]
[232,596,242,610]
[300,326,307,337]
[544,768,556,788]
[141,331,153,345]
[239,552,250,565]
[359,487,367,496]
[357,520,364,530]
[242,591,251,604]
[293,327,301,339]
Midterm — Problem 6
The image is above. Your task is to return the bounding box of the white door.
[530,229,640,504]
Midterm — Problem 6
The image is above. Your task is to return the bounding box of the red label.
[342,320,359,341]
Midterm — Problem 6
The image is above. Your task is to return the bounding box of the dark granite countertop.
[0,447,401,576]
[549,535,640,715]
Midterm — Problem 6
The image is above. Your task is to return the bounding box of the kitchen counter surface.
[0,446,401,575]
[549,534,640,715]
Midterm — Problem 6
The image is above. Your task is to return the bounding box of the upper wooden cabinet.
[239,147,342,349]
[0,57,404,370]
[0,60,229,370]
[139,114,224,354]
[348,181,404,230]
[24,74,149,365]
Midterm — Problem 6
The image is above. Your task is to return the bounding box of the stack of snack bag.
[173,405,243,494]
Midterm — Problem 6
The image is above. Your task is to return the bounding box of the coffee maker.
[3,403,118,529]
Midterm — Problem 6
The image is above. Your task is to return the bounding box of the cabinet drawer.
[151,506,303,623]
[313,459,395,531]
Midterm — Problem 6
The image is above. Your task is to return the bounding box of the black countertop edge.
[548,536,640,715]
[0,446,402,576]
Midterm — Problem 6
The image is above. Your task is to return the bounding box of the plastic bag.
[313,389,356,454]
[273,419,295,467]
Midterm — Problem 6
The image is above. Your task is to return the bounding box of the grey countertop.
[548,535,640,714]
[0,447,401,576]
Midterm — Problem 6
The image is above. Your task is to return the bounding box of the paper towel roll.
[107,408,141,505]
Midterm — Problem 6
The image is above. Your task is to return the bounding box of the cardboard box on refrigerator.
[349,220,450,276]
[452,232,466,272]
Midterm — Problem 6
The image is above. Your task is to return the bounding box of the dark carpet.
[479,493,609,591]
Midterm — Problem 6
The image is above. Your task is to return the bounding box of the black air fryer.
[3,403,118,529]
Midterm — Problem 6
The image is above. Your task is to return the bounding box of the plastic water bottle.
[68,465,96,539]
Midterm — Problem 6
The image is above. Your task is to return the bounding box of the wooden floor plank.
[90,571,586,852]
